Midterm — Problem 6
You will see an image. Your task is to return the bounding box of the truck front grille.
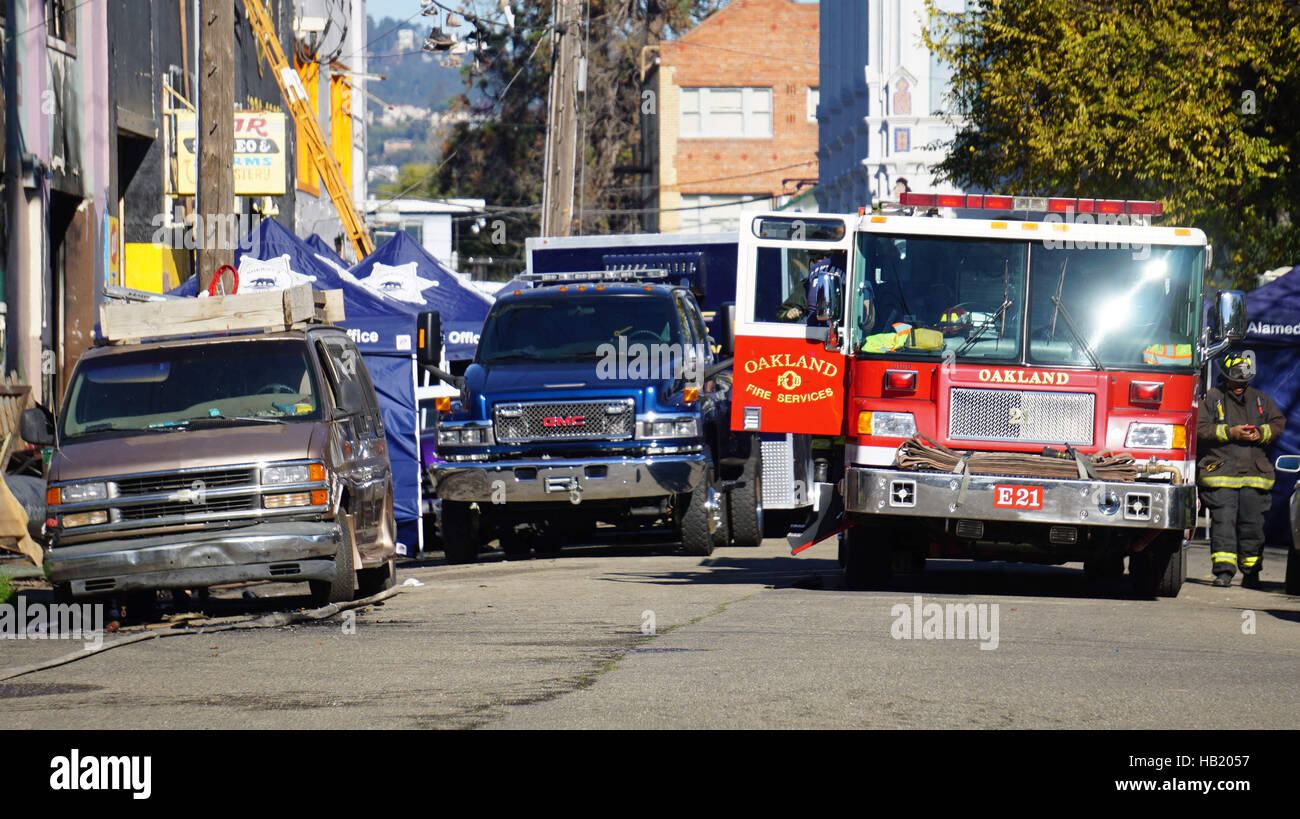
[494,399,635,443]
[51,464,322,540]
[115,468,254,496]
[117,495,259,521]
[949,388,1094,445]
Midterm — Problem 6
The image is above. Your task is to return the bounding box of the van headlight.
[55,482,109,504]
[262,463,326,485]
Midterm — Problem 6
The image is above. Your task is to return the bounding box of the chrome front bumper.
[432,454,708,504]
[845,467,1195,530]
[46,521,344,597]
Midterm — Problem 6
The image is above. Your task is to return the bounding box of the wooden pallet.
[99,285,345,344]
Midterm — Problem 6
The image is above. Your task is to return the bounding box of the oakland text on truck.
[731,194,1245,595]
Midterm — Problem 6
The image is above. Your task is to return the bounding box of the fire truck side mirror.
[417,311,443,368]
[1213,290,1246,342]
[812,268,843,323]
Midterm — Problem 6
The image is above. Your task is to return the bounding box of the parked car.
[24,296,397,609]
[1272,454,1300,594]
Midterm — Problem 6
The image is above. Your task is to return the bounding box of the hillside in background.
[365,15,472,167]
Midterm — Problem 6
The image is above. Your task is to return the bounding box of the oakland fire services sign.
[173,112,287,196]
[731,337,846,435]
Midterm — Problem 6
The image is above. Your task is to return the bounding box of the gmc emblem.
[543,415,586,427]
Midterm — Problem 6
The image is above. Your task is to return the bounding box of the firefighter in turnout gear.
[1196,351,1285,588]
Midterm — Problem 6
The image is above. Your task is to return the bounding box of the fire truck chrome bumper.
[432,455,708,503]
[45,521,345,596]
[845,467,1195,529]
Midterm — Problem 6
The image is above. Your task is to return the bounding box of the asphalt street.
[1,538,1296,730]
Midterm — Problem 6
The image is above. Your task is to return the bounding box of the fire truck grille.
[948,388,1094,445]
[494,399,635,443]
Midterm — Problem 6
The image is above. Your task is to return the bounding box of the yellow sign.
[173,112,287,196]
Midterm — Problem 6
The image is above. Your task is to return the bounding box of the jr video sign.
[173,112,286,196]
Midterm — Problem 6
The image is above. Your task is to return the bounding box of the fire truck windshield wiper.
[955,298,1014,357]
[1048,295,1103,370]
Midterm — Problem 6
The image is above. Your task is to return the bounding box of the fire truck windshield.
[853,234,1027,361]
[852,233,1201,371]
[1027,245,1201,370]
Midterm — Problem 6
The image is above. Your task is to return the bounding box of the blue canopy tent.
[306,233,349,270]
[165,219,426,555]
[347,231,493,361]
[1239,264,1300,546]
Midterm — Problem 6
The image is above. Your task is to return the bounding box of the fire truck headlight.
[863,411,916,438]
[1125,423,1181,450]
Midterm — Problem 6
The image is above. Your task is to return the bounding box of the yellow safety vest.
[862,324,944,353]
[1142,343,1193,365]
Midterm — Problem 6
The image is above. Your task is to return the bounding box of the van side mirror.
[21,406,55,447]
[1275,455,1300,473]
[417,311,443,367]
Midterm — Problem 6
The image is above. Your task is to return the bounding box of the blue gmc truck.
[419,232,812,561]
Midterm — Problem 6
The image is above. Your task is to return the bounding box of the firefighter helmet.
[937,306,973,336]
[1219,350,1256,384]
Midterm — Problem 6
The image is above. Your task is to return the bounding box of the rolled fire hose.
[896,435,1181,485]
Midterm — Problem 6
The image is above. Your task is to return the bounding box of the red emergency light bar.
[898,192,1163,217]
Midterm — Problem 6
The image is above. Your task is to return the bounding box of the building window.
[807,88,819,123]
[47,0,75,45]
[680,88,772,138]
[894,127,910,153]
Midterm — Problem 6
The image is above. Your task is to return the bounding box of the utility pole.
[198,0,235,290]
[540,0,581,237]
[3,0,28,379]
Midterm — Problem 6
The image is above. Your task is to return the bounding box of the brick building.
[651,0,820,234]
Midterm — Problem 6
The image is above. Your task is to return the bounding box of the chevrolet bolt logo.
[543,415,586,427]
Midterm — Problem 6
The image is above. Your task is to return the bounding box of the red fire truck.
[730,195,1246,596]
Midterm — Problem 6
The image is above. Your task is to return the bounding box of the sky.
[366,0,495,25]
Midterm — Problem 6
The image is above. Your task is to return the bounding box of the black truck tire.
[310,520,357,606]
[728,471,763,548]
[1130,533,1184,597]
[440,501,481,564]
[1285,547,1298,595]
[356,558,396,597]
[842,524,892,590]
[679,468,718,557]
[1085,553,1126,581]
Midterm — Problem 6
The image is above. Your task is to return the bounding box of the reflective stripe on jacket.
[1195,386,1285,489]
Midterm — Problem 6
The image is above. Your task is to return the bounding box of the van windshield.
[61,340,322,439]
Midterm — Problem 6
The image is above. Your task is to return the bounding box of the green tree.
[925,0,1300,287]
[422,0,727,278]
